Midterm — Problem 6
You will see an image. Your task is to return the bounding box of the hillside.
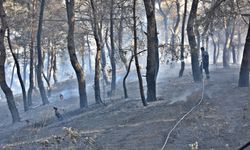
[0,64,249,150]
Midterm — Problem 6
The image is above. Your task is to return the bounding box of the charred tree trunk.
[123,52,133,99]
[143,0,159,102]
[232,44,237,64]
[90,0,102,104]
[110,0,116,92]
[23,47,28,87]
[28,0,36,106]
[42,72,51,97]
[187,0,201,82]
[66,0,88,108]
[238,20,250,87]
[179,0,187,77]
[52,52,57,84]
[7,29,28,111]
[10,64,15,88]
[123,50,147,99]
[36,0,49,105]
[133,0,147,106]
[48,45,54,82]
[0,0,20,122]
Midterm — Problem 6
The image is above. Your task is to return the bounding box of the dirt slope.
[0,65,250,150]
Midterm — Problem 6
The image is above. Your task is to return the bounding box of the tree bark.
[28,0,36,106]
[238,20,250,87]
[232,44,237,64]
[187,0,201,82]
[7,29,28,112]
[52,48,57,84]
[23,47,28,87]
[223,23,231,68]
[10,64,15,88]
[118,6,128,70]
[237,27,242,63]
[143,0,159,102]
[90,0,102,104]
[133,0,147,106]
[66,0,88,108]
[157,0,168,45]
[99,27,109,85]
[179,0,187,77]
[0,0,20,123]
[123,50,147,99]
[36,0,49,105]
[211,34,217,64]
[87,34,92,73]
[170,0,180,61]
[48,44,54,82]
[110,0,116,92]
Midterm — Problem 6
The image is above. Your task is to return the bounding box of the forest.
[0,0,250,149]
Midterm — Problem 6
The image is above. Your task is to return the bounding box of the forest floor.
[0,64,249,150]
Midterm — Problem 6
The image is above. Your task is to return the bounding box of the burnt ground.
[0,64,250,150]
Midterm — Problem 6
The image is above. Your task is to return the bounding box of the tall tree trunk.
[99,26,109,85]
[237,27,242,63]
[105,28,111,62]
[118,7,128,70]
[223,25,231,68]
[238,20,250,87]
[211,34,217,64]
[23,47,28,87]
[133,0,147,106]
[195,24,201,50]
[90,0,102,104]
[0,0,20,123]
[223,16,235,68]
[110,0,116,92]
[187,0,201,82]
[48,45,54,82]
[66,0,88,108]
[232,44,237,64]
[143,0,159,102]
[81,45,85,69]
[87,34,92,73]
[28,0,36,106]
[157,0,168,45]
[46,38,52,82]
[170,0,180,61]
[205,35,209,52]
[179,0,188,77]
[36,0,49,105]
[230,18,236,64]
[10,64,15,88]
[52,51,57,84]
[7,29,28,112]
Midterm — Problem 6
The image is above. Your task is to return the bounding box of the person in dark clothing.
[200,47,210,79]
